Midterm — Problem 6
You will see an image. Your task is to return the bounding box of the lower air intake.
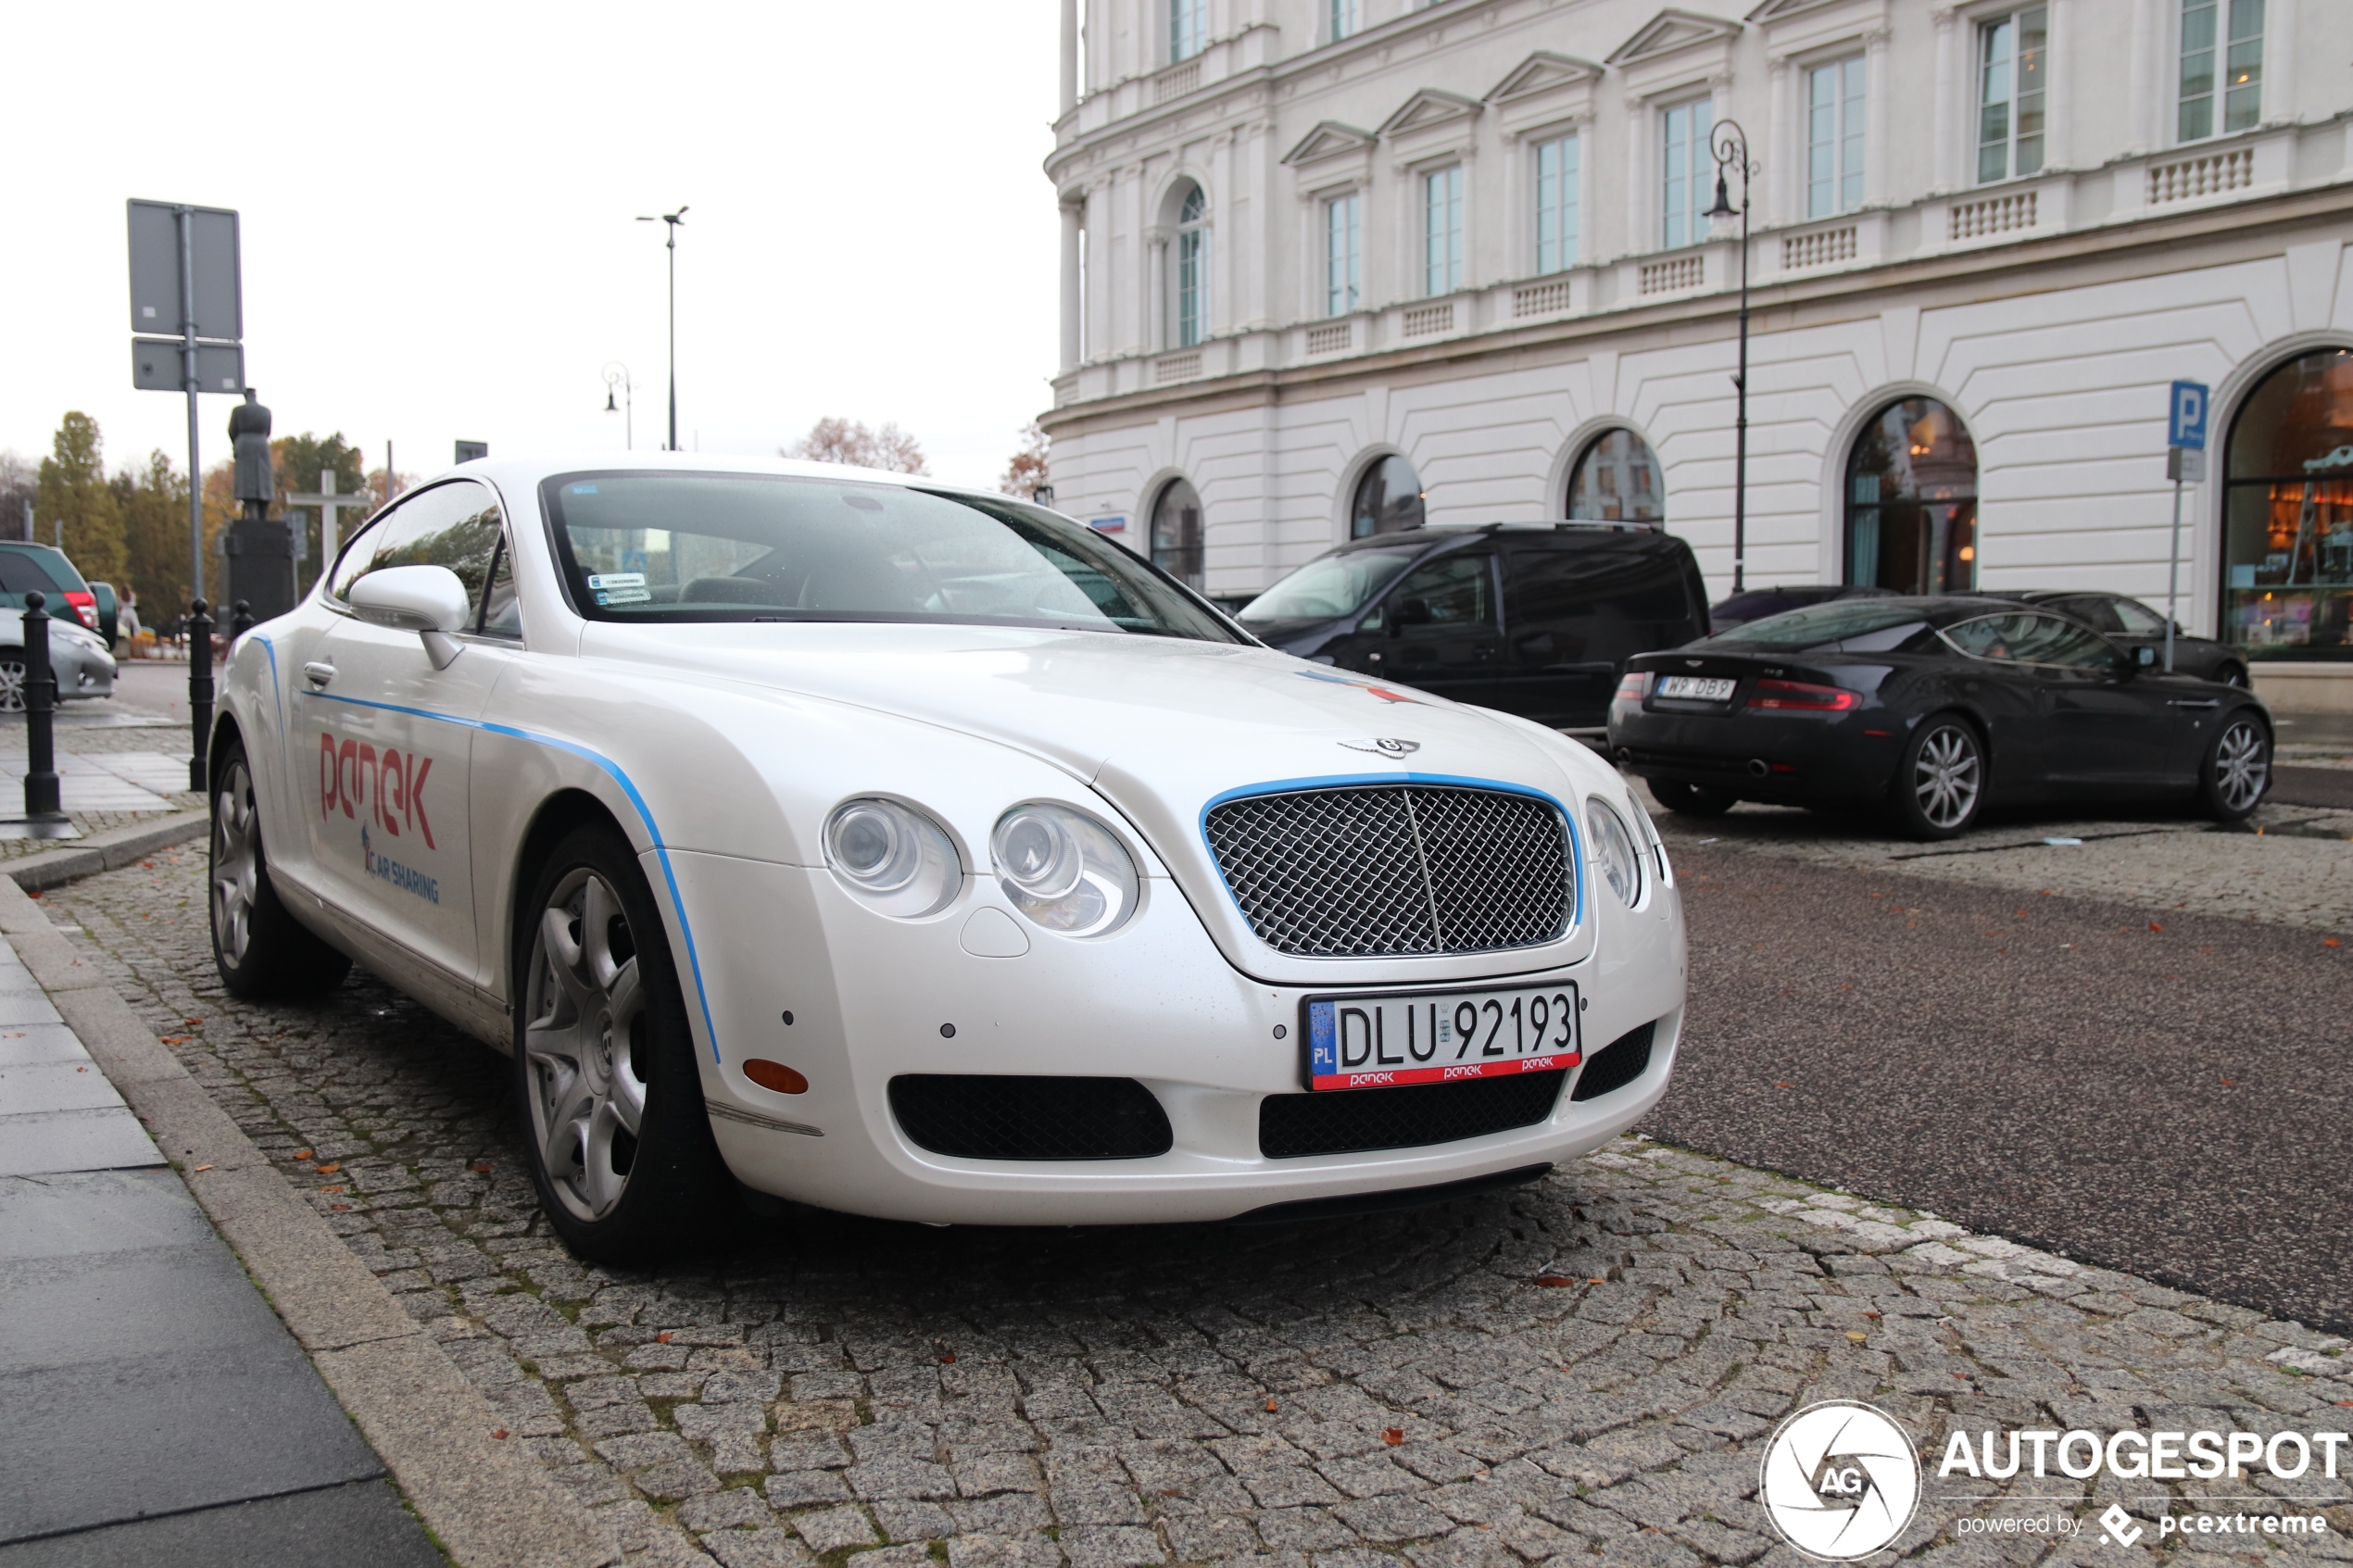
[1569,1022,1656,1101]
[1259,1070,1567,1160]
[888,1075,1173,1160]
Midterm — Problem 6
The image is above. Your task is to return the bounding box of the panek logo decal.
[1759,1401,1921,1561]
[321,733,436,848]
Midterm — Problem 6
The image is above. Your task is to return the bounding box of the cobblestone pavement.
[38,847,2353,1568]
[1628,789,2353,938]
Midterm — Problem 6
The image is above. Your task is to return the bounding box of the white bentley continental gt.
[208,455,1686,1260]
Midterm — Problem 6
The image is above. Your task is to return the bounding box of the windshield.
[1709,599,1930,651]
[1238,546,1421,623]
[542,472,1238,640]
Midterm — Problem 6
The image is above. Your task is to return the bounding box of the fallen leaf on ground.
[1383,1428,1405,1446]
[315,1163,340,1173]
[656,1331,674,1344]
[294,1148,313,1159]
[1265,1399,1277,1413]
[1845,1331,1869,1343]
[490,1428,509,1439]
[192,1164,211,1172]
[321,1185,345,1194]
[1534,1275,1578,1288]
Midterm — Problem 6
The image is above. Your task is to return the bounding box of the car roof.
[1831,594,2103,629]
[1327,522,1684,556]
[423,450,1011,508]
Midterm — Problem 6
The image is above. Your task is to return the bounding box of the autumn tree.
[36,413,128,584]
[784,417,929,475]
[273,432,370,590]
[1000,421,1051,499]
[112,450,192,618]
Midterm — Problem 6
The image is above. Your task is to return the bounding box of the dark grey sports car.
[1607,596,2271,839]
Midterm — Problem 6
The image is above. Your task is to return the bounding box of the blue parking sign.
[2169,381,2209,451]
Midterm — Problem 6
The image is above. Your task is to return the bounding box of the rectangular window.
[1177,229,1205,347]
[1325,193,1362,317]
[1170,0,1204,63]
[1977,9,2047,183]
[1330,0,1358,42]
[1533,135,1580,274]
[1806,56,1867,217]
[2178,0,2263,142]
[1423,165,1464,296]
[1660,96,1712,250]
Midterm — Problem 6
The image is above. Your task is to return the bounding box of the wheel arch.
[500,787,635,1038]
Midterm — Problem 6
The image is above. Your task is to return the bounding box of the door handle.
[303,661,336,688]
[2164,698,2220,709]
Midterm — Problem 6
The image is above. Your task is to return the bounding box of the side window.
[2053,595,2124,633]
[0,552,54,607]
[1504,546,1694,663]
[1390,555,1494,629]
[331,482,506,623]
[478,542,522,638]
[2109,597,2171,634]
[1943,612,2036,660]
[1944,612,2113,667]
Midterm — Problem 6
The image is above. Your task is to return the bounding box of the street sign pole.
[178,207,204,605]
[2163,380,2210,674]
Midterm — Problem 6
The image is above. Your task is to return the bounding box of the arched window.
[1350,455,1425,538]
[1566,430,1665,524]
[1151,476,1205,588]
[1844,397,1979,594]
[1175,183,1208,349]
[2222,349,2353,661]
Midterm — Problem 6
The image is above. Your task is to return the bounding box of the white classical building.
[1039,0,2353,705]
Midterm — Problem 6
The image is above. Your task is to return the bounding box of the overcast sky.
[1,1,1062,492]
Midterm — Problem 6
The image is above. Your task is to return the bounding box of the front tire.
[1646,779,1738,816]
[0,656,24,713]
[210,743,353,997]
[515,823,730,1264]
[1889,715,1985,840]
[2196,713,2269,821]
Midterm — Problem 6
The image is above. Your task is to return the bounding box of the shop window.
[2221,349,2353,661]
[1151,476,1205,588]
[1351,456,1426,539]
[1567,430,1665,525]
[1844,398,1979,594]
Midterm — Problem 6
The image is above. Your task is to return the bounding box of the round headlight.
[824,797,961,918]
[990,802,1139,937]
[1586,797,1643,909]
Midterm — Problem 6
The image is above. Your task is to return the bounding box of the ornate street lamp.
[602,362,635,450]
[1705,120,1757,593]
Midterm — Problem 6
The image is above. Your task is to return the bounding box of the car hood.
[576,621,1611,984]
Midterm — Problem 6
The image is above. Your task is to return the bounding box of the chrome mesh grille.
[1203,784,1572,957]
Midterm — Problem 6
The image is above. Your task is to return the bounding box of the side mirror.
[2136,646,2158,668]
[348,565,471,670]
[1390,596,1435,633]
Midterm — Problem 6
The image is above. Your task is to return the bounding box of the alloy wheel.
[211,760,260,964]
[1912,725,1982,830]
[2213,719,2268,814]
[523,869,648,1222]
[0,659,24,714]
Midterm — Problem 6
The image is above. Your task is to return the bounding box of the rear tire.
[1888,715,1985,840]
[209,742,353,998]
[2196,712,2269,821]
[1645,779,1738,816]
[514,822,731,1265]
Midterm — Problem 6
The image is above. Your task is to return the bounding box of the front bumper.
[54,640,116,700]
[669,851,1687,1225]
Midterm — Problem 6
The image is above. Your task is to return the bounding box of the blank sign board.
[127,200,242,342]
[133,338,245,393]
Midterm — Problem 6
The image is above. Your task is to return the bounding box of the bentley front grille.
[1203,784,1572,958]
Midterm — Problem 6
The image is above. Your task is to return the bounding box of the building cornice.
[1038,182,2353,436]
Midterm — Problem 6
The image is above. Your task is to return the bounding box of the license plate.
[1656,675,1736,701]
[1303,983,1581,1091]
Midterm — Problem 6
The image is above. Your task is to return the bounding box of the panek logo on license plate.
[1304,984,1580,1091]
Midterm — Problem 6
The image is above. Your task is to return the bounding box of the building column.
[1060,198,1085,370]
[1931,6,1959,194]
[2126,0,2157,154]
[1060,0,1080,112]
[1768,55,1793,225]
[1864,29,1892,206]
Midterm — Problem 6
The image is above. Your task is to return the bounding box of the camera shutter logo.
[1758,1400,1922,1561]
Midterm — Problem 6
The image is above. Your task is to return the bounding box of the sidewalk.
[0,915,443,1564]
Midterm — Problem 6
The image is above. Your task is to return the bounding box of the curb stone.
[6,808,210,891]
[0,872,622,1568]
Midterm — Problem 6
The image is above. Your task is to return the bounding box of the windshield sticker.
[1292,671,1422,705]
[586,572,645,590]
[595,588,653,605]
[568,483,600,495]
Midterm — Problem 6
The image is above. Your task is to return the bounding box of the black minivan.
[1235,523,1710,730]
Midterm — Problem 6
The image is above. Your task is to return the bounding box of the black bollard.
[231,599,254,643]
[21,590,64,827]
[188,597,214,795]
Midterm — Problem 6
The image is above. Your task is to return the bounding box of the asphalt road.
[1645,843,2353,1332]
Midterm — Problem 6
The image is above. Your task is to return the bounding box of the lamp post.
[1705,120,1757,594]
[635,207,687,450]
[602,362,636,450]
